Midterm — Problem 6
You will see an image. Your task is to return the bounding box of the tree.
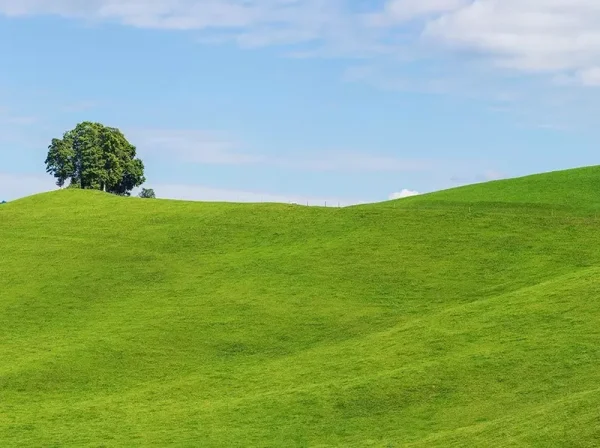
[138,188,156,199]
[45,122,146,196]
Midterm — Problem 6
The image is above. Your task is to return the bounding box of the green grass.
[2,166,600,447]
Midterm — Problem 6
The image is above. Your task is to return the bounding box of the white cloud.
[146,182,363,206]
[0,0,360,52]
[0,172,363,206]
[5,116,37,125]
[129,128,433,172]
[128,129,261,165]
[577,67,600,87]
[424,0,600,80]
[286,151,431,172]
[368,0,467,26]
[3,0,600,87]
[389,188,420,199]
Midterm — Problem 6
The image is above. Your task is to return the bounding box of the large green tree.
[45,122,145,196]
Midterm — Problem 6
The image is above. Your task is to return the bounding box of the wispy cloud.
[130,128,435,173]
[61,101,101,113]
[128,129,261,165]
[0,171,364,206]
[367,0,467,27]
[0,107,37,126]
[343,64,465,97]
[0,0,362,52]
[0,108,43,147]
[145,182,364,206]
[2,0,600,88]
[449,169,507,186]
[482,170,505,181]
[0,172,58,201]
[5,116,37,125]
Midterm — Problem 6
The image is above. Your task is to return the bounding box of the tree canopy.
[45,122,145,196]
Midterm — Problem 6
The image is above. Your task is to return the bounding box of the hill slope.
[2,166,600,447]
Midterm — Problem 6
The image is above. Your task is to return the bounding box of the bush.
[138,188,156,199]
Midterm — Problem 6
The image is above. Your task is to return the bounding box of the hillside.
[2,166,600,447]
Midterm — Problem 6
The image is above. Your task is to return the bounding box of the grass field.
[2,166,600,447]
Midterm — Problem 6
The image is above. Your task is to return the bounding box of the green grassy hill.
[2,166,600,447]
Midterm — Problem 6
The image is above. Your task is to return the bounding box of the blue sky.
[2,0,600,204]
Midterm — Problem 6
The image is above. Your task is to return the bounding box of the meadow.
[2,166,600,446]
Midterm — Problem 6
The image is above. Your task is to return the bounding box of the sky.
[2,0,600,205]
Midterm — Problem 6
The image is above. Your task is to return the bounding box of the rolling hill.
[2,166,600,447]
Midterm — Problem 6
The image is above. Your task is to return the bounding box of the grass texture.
[2,166,600,446]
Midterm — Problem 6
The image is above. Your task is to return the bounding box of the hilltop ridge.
[8,164,600,211]
[385,165,600,209]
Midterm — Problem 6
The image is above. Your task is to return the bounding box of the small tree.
[45,121,146,196]
[138,188,156,199]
